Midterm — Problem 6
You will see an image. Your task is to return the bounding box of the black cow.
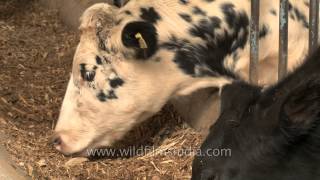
[192,47,320,180]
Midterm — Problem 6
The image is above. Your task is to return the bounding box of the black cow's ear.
[281,81,320,131]
[121,21,158,60]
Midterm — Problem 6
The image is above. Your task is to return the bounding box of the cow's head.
[192,74,320,180]
[53,2,234,156]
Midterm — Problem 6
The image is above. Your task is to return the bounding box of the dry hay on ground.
[0,0,204,179]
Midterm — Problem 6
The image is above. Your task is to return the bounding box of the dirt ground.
[0,0,204,179]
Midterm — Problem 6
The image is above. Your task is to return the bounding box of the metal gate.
[250,0,319,83]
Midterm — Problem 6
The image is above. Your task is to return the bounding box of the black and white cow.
[192,47,320,180]
[53,0,312,155]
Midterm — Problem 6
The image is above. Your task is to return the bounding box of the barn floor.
[0,0,203,179]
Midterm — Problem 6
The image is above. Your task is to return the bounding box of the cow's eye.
[79,63,97,82]
[84,71,95,82]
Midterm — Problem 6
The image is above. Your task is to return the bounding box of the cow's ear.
[121,21,158,59]
[175,77,233,97]
[281,81,320,131]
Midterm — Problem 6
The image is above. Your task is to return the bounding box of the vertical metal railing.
[249,0,319,83]
[278,0,289,80]
[309,0,319,54]
[249,0,260,84]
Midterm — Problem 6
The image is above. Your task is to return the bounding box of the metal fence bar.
[309,0,319,54]
[249,0,260,84]
[278,0,289,80]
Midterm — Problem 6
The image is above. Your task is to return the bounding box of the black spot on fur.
[290,12,295,20]
[97,91,108,102]
[161,36,190,50]
[219,4,250,50]
[189,16,221,39]
[231,27,249,51]
[292,6,309,28]
[122,21,158,59]
[288,2,293,10]
[124,10,132,15]
[164,6,249,77]
[270,9,277,16]
[140,7,161,24]
[179,0,189,5]
[221,3,237,29]
[179,13,193,23]
[109,78,124,88]
[204,0,214,2]
[97,32,107,51]
[192,6,207,16]
[220,4,250,51]
[96,56,103,65]
[161,35,236,78]
[221,3,249,52]
[161,37,196,75]
[103,56,111,64]
[96,90,118,102]
[259,24,269,38]
[287,2,308,28]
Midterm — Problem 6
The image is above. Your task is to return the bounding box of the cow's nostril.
[51,135,62,147]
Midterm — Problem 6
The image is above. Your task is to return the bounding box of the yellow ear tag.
[135,33,148,49]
